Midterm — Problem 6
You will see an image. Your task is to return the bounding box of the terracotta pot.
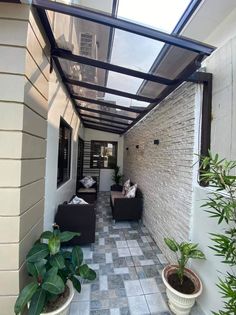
[28,280,75,315]
[162,265,202,315]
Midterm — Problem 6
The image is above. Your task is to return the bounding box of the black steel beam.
[82,120,125,130]
[36,8,85,124]
[76,105,136,121]
[53,48,177,86]
[80,114,130,126]
[84,124,122,134]
[123,56,203,133]
[32,0,215,56]
[72,95,143,113]
[66,78,154,103]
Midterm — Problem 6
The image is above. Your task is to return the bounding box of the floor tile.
[110,308,121,315]
[70,301,90,315]
[114,267,129,274]
[129,247,143,256]
[127,240,139,248]
[116,240,128,248]
[128,296,150,315]
[124,280,143,296]
[145,293,169,313]
[73,284,91,301]
[118,247,131,257]
[140,278,160,294]
[99,275,108,291]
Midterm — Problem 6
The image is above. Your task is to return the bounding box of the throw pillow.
[69,196,88,205]
[122,179,130,195]
[80,176,96,188]
[126,184,137,198]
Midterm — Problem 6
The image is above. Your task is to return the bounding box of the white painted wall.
[187,5,236,314]
[83,128,124,191]
[44,69,83,230]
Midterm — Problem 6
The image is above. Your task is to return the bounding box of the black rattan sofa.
[55,198,96,245]
[110,185,143,221]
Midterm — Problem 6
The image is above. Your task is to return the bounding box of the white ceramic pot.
[162,265,202,315]
[40,280,75,315]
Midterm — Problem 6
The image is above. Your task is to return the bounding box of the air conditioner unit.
[79,32,97,83]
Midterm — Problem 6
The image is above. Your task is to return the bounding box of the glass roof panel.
[79,113,131,125]
[58,57,166,98]
[50,0,114,15]
[117,0,191,33]
[69,85,150,109]
[75,100,138,120]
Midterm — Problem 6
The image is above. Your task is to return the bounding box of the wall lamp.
[126,147,129,150]
[154,139,160,145]
[136,145,139,149]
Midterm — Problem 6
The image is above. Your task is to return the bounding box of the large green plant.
[164,238,205,284]
[14,229,96,315]
[112,166,123,185]
[200,152,236,315]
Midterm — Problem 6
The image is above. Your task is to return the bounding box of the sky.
[104,0,192,107]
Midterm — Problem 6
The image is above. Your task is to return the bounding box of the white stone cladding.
[123,82,199,262]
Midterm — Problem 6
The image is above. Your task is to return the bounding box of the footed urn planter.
[162,265,203,315]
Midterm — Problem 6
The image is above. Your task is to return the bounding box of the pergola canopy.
[33,0,215,134]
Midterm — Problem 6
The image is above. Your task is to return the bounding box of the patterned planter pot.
[162,265,203,315]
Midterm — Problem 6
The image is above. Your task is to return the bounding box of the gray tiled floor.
[69,192,201,315]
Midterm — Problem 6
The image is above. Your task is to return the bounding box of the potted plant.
[111,166,123,191]
[200,152,236,315]
[14,228,96,315]
[162,238,205,315]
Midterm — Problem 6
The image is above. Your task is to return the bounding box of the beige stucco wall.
[0,4,49,314]
[44,67,83,230]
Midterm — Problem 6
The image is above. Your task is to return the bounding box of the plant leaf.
[28,288,46,315]
[78,264,96,280]
[48,236,60,255]
[71,276,81,293]
[42,267,65,295]
[164,238,178,252]
[27,260,46,279]
[72,246,83,267]
[59,231,80,242]
[49,253,65,269]
[26,244,49,263]
[40,231,53,240]
[14,282,38,314]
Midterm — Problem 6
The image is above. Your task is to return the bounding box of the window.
[90,141,117,169]
[57,118,72,187]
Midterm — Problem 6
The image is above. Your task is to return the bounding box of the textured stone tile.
[140,278,160,294]
[99,275,108,291]
[145,293,169,313]
[127,240,139,247]
[108,274,125,289]
[114,267,129,275]
[116,240,128,248]
[128,296,150,315]
[129,247,143,256]
[73,284,90,301]
[70,301,90,315]
[140,259,155,266]
[118,247,131,257]
[105,252,113,263]
[110,308,121,315]
[124,280,142,296]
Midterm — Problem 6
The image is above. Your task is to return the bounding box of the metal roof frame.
[32,0,215,135]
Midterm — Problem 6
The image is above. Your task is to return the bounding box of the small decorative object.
[14,228,96,315]
[136,145,139,149]
[154,139,160,145]
[111,166,123,191]
[162,238,205,315]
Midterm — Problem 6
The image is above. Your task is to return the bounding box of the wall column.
[0,3,49,314]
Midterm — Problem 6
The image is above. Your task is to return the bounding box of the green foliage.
[14,228,96,315]
[200,152,236,315]
[164,238,205,284]
[112,166,123,185]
